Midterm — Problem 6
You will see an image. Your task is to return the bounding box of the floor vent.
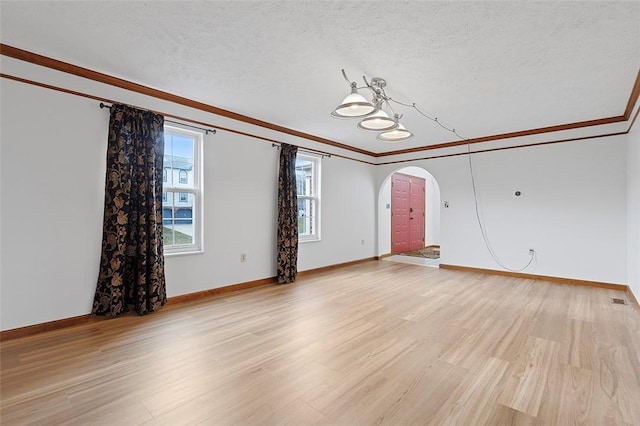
[611,298,627,305]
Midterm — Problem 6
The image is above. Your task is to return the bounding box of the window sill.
[299,237,321,244]
[164,248,204,257]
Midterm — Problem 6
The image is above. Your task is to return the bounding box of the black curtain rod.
[271,143,331,158]
[99,103,216,135]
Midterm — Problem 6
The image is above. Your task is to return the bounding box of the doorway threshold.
[383,255,440,268]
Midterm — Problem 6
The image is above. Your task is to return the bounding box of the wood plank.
[498,336,561,417]
[2,260,639,425]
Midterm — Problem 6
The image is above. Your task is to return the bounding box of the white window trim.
[163,125,204,256]
[297,152,321,243]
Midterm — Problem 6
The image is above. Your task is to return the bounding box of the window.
[163,168,168,182]
[295,153,320,241]
[162,126,203,254]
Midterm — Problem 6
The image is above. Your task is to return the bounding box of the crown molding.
[0,43,375,157]
[373,116,626,158]
[1,44,638,159]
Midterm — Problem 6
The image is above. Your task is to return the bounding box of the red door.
[391,174,410,254]
[409,177,425,251]
[391,173,425,254]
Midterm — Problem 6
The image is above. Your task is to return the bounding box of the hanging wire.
[465,143,535,272]
[339,70,532,271]
[382,94,534,271]
[386,98,467,140]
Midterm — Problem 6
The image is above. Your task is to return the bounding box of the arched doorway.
[378,166,441,265]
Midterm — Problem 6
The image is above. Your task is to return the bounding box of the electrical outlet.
[240,253,247,262]
[361,239,365,245]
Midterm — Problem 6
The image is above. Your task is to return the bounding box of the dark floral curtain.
[92,104,167,316]
[277,143,298,284]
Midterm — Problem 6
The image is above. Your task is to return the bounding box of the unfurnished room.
[1,1,639,425]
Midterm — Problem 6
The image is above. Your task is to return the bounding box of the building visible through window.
[295,153,321,241]
[162,126,203,254]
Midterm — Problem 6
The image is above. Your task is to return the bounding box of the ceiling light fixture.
[378,115,414,143]
[332,70,412,142]
[331,81,376,118]
[357,100,397,132]
[331,71,528,272]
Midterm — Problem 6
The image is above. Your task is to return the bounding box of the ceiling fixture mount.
[332,69,412,142]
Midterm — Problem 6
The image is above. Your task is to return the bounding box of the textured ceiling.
[1,1,639,154]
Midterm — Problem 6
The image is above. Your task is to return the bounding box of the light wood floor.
[2,260,639,425]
